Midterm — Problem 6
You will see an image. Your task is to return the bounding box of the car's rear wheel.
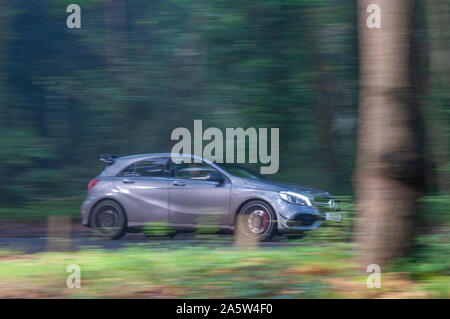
[90,200,126,239]
[235,200,276,242]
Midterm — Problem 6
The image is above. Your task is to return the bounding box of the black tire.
[90,200,127,240]
[235,200,277,242]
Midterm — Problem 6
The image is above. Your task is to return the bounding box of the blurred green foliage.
[0,0,360,206]
[0,0,447,299]
[0,197,82,219]
[391,233,449,298]
[0,241,447,298]
[420,195,450,226]
[143,221,177,238]
[0,1,447,251]
[0,244,351,298]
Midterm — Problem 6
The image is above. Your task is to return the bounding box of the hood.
[239,178,331,197]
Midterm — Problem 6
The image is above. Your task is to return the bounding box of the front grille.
[313,196,337,213]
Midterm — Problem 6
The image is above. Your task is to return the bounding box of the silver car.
[81,153,341,241]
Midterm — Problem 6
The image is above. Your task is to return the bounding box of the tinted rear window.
[118,157,169,177]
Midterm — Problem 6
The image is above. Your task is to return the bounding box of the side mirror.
[206,172,225,184]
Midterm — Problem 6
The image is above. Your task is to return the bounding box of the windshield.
[216,163,264,179]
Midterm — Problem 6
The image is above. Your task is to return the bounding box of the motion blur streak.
[0,0,447,299]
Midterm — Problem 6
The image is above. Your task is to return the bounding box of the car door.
[168,159,231,228]
[115,157,170,226]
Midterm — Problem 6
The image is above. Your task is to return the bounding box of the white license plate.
[326,213,342,222]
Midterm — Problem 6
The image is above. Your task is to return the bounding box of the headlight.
[278,191,312,206]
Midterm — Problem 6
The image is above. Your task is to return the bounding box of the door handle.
[122,179,135,184]
[172,181,186,186]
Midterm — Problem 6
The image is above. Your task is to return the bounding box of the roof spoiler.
[100,154,118,165]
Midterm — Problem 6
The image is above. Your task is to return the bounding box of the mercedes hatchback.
[81,153,341,241]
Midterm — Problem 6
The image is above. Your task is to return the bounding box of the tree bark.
[355,0,426,266]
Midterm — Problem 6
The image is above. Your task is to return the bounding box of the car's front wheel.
[90,200,127,240]
[235,200,276,242]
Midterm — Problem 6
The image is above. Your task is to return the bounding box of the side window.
[134,158,169,177]
[118,158,169,177]
[118,163,135,177]
[172,161,217,180]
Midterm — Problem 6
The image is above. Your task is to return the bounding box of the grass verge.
[0,239,447,298]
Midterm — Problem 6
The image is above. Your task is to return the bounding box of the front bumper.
[274,198,331,233]
[278,211,325,232]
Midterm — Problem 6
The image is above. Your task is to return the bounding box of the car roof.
[100,153,230,177]
[117,153,174,160]
[116,153,202,164]
[115,153,213,167]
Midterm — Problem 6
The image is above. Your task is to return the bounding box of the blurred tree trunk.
[355,0,426,266]
[104,0,129,71]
